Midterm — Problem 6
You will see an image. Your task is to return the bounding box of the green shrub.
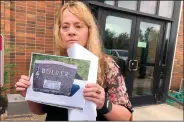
[1,42,16,93]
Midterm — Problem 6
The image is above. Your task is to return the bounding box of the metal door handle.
[129,60,132,71]
[129,60,138,71]
[132,60,138,71]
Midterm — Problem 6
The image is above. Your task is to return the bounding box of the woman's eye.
[62,26,68,29]
[75,25,82,29]
[61,25,69,30]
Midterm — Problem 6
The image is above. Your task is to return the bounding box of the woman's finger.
[85,83,103,93]
[83,87,98,93]
[16,81,29,88]
[16,87,26,91]
[83,91,101,99]
[19,79,30,86]
[21,75,30,81]
[85,83,101,89]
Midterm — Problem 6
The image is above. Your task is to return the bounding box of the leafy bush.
[0,42,16,115]
[1,42,16,93]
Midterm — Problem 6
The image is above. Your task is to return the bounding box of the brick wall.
[171,5,183,90]
[1,1,183,95]
[1,1,62,95]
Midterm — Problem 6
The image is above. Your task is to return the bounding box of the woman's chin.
[67,43,77,48]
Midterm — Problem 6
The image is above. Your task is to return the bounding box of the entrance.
[98,9,165,106]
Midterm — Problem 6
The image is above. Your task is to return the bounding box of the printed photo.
[26,53,91,110]
[30,53,90,81]
[33,60,77,96]
[29,53,90,96]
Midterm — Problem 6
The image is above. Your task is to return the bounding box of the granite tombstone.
[33,60,77,96]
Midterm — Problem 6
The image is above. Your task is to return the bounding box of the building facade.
[82,1,183,106]
[0,1,183,107]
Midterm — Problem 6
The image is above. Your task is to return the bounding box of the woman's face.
[60,9,89,49]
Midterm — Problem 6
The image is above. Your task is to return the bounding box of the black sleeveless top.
[44,105,107,121]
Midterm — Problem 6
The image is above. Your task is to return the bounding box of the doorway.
[98,9,165,106]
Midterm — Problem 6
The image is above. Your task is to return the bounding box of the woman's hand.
[83,83,105,109]
[15,75,30,97]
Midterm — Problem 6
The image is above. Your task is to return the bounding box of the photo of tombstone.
[32,60,77,96]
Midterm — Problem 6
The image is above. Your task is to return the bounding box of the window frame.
[86,0,177,21]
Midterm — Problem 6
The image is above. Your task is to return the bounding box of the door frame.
[130,17,166,106]
[98,8,167,106]
[98,8,137,96]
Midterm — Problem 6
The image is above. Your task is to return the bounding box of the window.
[140,1,157,14]
[158,1,174,18]
[103,15,132,66]
[104,1,114,6]
[118,1,137,10]
[103,16,132,50]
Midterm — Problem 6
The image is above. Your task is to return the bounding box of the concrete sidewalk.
[133,104,183,121]
[3,104,183,121]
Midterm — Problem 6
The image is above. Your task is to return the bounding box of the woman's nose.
[68,26,76,36]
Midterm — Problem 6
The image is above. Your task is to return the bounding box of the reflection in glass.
[165,23,171,40]
[158,23,171,100]
[159,1,174,18]
[133,22,161,97]
[140,1,157,14]
[103,16,132,50]
[90,5,98,19]
[103,16,132,76]
[104,1,115,6]
[118,1,137,10]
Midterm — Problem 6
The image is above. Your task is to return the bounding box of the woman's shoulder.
[102,54,120,69]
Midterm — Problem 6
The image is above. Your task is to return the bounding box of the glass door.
[99,9,136,94]
[131,17,165,106]
[96,8,165,106]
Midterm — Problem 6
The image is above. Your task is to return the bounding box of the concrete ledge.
[6,94,31,116]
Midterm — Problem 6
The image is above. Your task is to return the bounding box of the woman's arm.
[103,57,133,120]
[104,103,131,120]
[27,101,46,115]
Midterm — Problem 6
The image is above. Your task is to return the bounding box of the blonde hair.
[54,1,105,85]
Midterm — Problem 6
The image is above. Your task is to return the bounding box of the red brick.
[171,8,184,90]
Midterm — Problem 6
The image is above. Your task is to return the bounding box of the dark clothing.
[44,105,107,121]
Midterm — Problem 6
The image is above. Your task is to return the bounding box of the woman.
[15,1,133,121]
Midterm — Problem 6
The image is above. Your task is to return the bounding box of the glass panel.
[140,1,157,14]
[161,23,171,64]
[159,23,171,98]
[118,1,137,10]
[90,5,98,19]
[133,22,161,96]
[103,16,132,76]
[165,23,171,44]
[159,1,174,18]
[104,1,115,6]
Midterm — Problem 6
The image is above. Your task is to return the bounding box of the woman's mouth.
[67,40,77,43]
